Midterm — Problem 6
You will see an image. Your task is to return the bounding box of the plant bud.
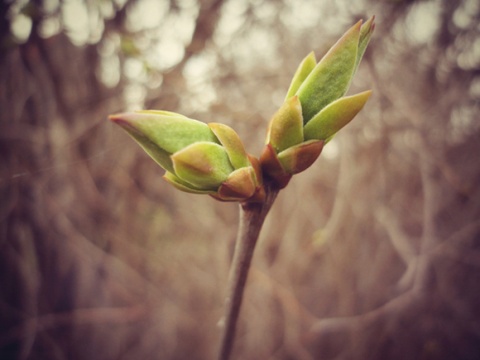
[261,16,375,186]
[109,111,264,202]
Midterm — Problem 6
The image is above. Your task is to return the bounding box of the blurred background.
[1,0,479,359]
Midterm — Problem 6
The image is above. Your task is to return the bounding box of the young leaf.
[285,52,317,100]
[304,90,372,141]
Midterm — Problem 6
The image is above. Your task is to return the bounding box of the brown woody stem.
[218,184,279,360]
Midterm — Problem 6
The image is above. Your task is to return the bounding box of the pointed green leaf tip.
[109,111,217,173]
[285,52,316,100]
[208,123,250,169]
[355,15,375,74]
[304,90,372,141]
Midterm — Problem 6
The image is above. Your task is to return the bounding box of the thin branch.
[306,289,417,343]
[375,205,417,265]
[0,306,146,350]
[217,185,279,360]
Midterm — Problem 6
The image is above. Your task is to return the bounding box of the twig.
[218,184,279,360]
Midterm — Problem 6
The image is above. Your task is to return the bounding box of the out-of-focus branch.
[413,146,440,293]
[305,289,417,343]
[375,205,417,265]
[375,205,419,291]
[0,306,146,351]
[146,0,224,110]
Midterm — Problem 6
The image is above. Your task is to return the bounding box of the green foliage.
[110,17,375,200]
[261,17,375,188]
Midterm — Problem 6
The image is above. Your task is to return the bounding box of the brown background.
[1,0,479,359]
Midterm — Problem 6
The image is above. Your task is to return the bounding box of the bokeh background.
[1,0,479,359]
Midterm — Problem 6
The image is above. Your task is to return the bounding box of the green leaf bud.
[109,111,218,173]
[260,17,374,183]
[110,110,265,202]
